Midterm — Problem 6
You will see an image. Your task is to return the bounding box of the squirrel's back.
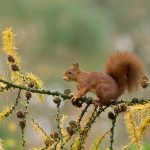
[105,51,145,94]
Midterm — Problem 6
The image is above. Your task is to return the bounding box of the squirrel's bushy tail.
[105,51,145,94]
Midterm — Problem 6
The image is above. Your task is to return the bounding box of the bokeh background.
[0,0,150,149]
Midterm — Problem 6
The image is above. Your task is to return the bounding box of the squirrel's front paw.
[71,95,80,102]
[71,94,82,108]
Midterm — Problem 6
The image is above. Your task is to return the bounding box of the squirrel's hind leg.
[95,83,119,105]
[92,99,104,107]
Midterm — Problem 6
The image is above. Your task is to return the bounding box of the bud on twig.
[11,64,19,71]
[25,91,32,99]
[71,100,82,108]
[69,120,76,127]
[66,126,75,136]
[16,111,25,118]
[7,55,15,62]
[120,104,127,112]
[53,97,61,105]
[108,112,115,120]
[64,89,71,95]
[44,138,50,147]
[53,132,59,139]
[50,133,54,138]
[28,82,34,88]
[19,120,26,130]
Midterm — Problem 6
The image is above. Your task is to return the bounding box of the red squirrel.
[63,51,146,106]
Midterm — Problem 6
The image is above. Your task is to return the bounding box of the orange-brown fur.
[63,51,146,106]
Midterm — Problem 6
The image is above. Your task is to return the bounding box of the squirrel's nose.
[63,76,67,80]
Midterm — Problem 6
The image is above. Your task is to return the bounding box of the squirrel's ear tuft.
[72,63,79,68]
[74,63,79,68]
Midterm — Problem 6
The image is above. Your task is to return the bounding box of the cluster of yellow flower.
[0,106,12,123]
[0,28,44,123]
[123,102,150,150]
[31,115,69,150]
[0,138,4,150]
[1,27,43,96]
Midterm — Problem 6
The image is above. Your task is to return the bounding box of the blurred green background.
[0,0,150,149]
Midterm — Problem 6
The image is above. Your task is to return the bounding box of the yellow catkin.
[72,137,81,150]
[130,102,150,144]
[131,103,150,111]
[0,139,4,150]
[61,128,69,142]
[29,146,46,150]
[138,117,150,140]
[0,82,6,89]
[26,72,44,101]
[0,115,4,123]
[0,106,12,123]
[124,111,138,140]
[59,115,69,143]
[56,117,68,150]
[11,72,24,85]
[25,72,43,88]
[2,27,23,85]
[30,148,42,150]
[131,102,150,122]
[0,72,8,88]
[122,140,134,150]
[124,111,142,150]
[90,130,110,150]
[32,119,48,141]
[57,142,65,150]
[2,27,21,65]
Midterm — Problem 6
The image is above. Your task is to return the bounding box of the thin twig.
[21,129,25,150]
[56,105,66,150]
[21,98,30,150]
[4,89,21,118]
[0,78,70,100]
[1,78,150,106]
[78,102,91,123]
[78,106,109,149]
[109,114,118,150]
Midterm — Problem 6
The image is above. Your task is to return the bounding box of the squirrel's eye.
[68,71,72,75]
